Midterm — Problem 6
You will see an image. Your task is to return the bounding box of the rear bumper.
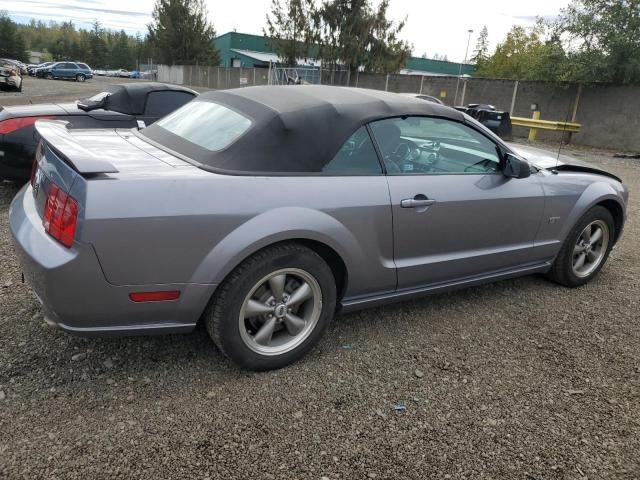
[0,76,20,88]
[9,184,215,336]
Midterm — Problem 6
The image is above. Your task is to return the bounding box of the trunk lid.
[34,120,195,176]
[1,103,67,117]
[31,120,198,240]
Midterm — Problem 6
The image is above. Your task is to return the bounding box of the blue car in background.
[40,62,93,82]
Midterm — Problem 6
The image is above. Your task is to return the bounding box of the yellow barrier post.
[528,110,541,142]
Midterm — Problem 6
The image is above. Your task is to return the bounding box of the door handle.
[401,197,436,208]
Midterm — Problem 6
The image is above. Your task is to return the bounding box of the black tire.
[548,206,615,287]
[45,73,53,80]
[205,243,337,371]
[76,74,85,82]
[16,82,22,93]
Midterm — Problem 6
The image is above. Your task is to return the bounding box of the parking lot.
[0,75,152,106]
[0,142,638,478]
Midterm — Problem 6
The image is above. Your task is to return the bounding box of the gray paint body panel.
[9,87,629,334]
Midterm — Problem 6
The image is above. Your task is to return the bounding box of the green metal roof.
[215,32,476,75]
[406,57,475,76]
[216,32,274,53]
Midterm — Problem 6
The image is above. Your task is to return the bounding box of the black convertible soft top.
[140,85,465,174]
[78,82,197,115]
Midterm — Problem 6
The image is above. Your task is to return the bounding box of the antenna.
[555,84,576,171]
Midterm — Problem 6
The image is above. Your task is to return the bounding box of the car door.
[369,116,546,290]
[55,63,71,78]
[49,63,61,77]
[66,63,79,79]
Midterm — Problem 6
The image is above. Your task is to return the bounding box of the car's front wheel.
[76,74,86,82]
[45,73,53,79]
[205,243,337,370]
[548,206,615,287]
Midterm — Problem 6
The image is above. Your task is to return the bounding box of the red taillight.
[129,291,181,302]
[43,183,78,248]
[10,69,17,76]
[0,116,54,135]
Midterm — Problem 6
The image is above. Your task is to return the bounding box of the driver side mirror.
[503,153,531,179]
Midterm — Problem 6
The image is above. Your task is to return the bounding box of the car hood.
[507,142,621,182]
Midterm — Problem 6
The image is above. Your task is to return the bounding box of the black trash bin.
[457,104,513,140]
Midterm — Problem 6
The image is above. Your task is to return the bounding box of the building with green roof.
[214,31,475,76]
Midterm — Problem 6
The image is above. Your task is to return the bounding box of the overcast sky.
[4,0,568,61]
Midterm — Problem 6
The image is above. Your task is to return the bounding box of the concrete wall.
[158,65,271,90]
[574,85,640,151]
[158,65,640,152]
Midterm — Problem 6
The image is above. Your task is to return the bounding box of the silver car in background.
[10,86,628,370]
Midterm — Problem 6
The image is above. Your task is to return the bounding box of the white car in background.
[0,62,22,92]
[112,69,131,78]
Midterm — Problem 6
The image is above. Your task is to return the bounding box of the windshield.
[154,101,252,152]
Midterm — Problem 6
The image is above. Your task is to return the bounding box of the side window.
[369,116,501,175]
[144,91,196,117]
[322,126,382,175]
[67,63,78,69]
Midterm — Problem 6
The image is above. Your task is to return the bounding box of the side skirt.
[340,261,552,313]
[53,319,197,337]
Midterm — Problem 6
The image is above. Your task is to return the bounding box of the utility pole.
[454,29,473,106]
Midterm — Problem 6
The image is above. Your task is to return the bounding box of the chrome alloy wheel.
[239,268,323,355]
[572,219,610,278]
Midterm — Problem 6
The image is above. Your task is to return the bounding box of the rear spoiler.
[34,120,119,174]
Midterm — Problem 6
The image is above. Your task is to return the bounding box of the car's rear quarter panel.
[82,173,396,300]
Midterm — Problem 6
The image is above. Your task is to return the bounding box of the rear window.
[154,101,251,151]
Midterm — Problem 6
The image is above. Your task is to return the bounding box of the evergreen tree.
[264,0,316,65]
[263,0,411,74]
[0,11,27,61]
[470,26,489,66]
[88,21,108,67]
[111,30,132,68]
[147,0,220,65]
[320,0,411,74]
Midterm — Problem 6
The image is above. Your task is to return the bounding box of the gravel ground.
[0,76,211,107]
[0,145,639,479]
[0,76,145,107]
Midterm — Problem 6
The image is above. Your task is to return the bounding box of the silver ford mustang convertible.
[10,86,628,370]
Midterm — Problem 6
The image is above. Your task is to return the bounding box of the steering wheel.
[464,158,497,173]
[419,140,441,167]
[386,139,421,169]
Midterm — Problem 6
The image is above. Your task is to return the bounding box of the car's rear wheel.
[548,206,614,287]
[76,74,85,82]
[205,243,337,370]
